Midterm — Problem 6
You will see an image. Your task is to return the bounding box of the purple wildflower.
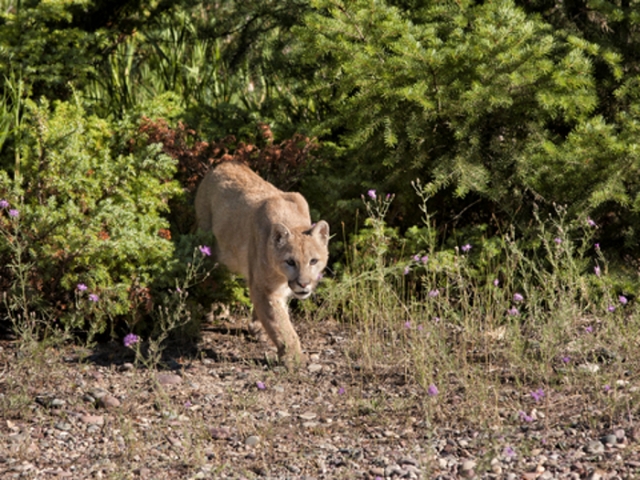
[530,388,545,402]
[604,384,611,392]
[428,289,439,298]
[433,317,440,323]
[338,387,346,395]
[608,305,616,313]
[198,245,212,257]
[77,283,88,292]
[417,324,424,331]
[508,307,519,316]
[403,266,410,275]
[562,356,571,364]
[385,193,391,200]
[503,446,516,458]
[554,237,562,244]
[88,293,99,302]
[619,295,628,305]
[421,255,428,264]
[0,199,8,208]
[585,326,593,333]
[184,400,192,408]
[256,381,266,390]
[588,217,596,227]
[413,254,421,262]
[518,411,534,423]
[594,265,601,277]
[493,279,500,287]
[8,209,18,218]
[461,243,472,253]
[594,243,600,250]
[427,384,438,396]
[123,333,140,347]
[404,321,411,329]
[367,189,376,200]
[513,293,524,303]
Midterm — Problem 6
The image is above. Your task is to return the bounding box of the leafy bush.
[0,97,180,333]
[293,0,640,256]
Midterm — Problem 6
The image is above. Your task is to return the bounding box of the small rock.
[307,363,323,373]
[54,422,72,431]
[286,465,301,474]
[276,410,291,418]
[302,421,318,428]
[35,396,65,409]
[209,426,231,440]
[579,363,600,374]
[370,467,385,477]
[585,441,605,455]
[167,435,182,447]
[80,414,104,426]
[97,395,120,409]
[156,373,182,385]
[244,435,260,447]
[461,460,476,471]
[601,434,617,445]
[384,464,403,477]
[614,428,626,441]
[299,412,317,421]
[539,472,554,480]
[399,456,419,467]
[585,470,605,480]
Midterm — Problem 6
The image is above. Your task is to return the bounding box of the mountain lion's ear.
[311,220,330,245]
[272,223,291,248]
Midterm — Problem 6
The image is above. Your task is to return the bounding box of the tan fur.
[195,162,330,366]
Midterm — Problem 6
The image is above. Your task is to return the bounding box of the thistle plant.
[124,245,215,369]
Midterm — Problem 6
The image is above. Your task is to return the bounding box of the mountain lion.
[195,162,330,367]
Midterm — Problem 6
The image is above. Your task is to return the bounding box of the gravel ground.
[1,316,639,479]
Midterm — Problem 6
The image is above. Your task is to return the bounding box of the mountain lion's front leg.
[251,289,305,368]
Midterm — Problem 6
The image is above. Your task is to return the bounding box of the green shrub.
[0,97,180,333]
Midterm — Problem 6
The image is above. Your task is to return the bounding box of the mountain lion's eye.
[285,259,296,267]
[309,259,318,266]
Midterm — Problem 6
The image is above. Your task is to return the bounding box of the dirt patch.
[1,316,639,479]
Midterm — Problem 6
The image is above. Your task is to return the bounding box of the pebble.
[578,363,600,373]
[244,435,260,447]
[209,427,231,440]
[370,467,385,477]
[585,441,605,455]
[97,395,120,409]
[601,434,617,445]
[156,373,182,385]
[461,460,476,471]
[299,412,317,421]
[80,414,104,426]
[384,464,403,477]
[54,422,72,431]
[399,456,419,466]
[307,363,323,373]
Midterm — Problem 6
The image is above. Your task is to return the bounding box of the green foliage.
[293,0,640,254]
[84,1,314,140]
[0,97,180,332]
